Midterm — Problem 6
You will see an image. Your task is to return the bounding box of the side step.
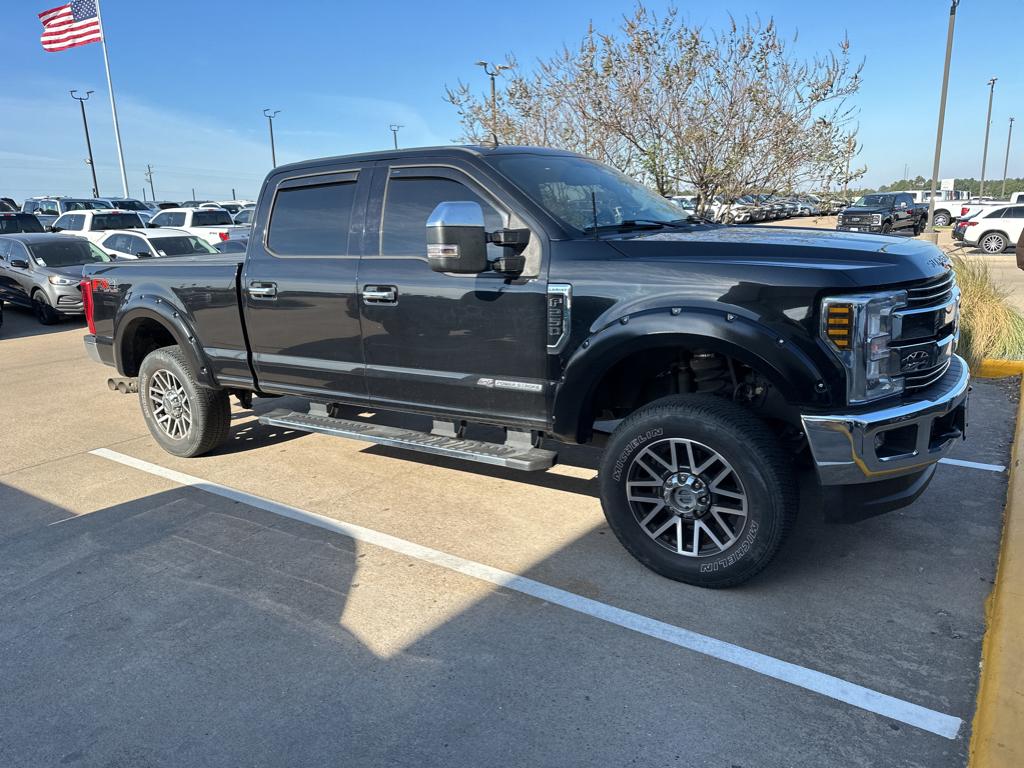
[258,409,557,471]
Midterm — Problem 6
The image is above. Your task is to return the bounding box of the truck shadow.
[0,304,87,340]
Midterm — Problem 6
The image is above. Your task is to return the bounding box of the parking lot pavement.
[0,306,1014,767]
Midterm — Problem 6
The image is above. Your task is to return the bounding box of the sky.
[2,0,1022,201]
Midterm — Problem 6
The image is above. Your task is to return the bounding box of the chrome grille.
[905,270,955,308]
[898,270,960,393]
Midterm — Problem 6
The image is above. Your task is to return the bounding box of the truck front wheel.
[138,345,231,457]
[598,395,797,588]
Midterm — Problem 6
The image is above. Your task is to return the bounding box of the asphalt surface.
[0,306,1014,767]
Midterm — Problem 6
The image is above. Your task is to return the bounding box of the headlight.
[837,213,843,223]
[821,290,907,403]
[871,214,882,226]
[48,275,77,286]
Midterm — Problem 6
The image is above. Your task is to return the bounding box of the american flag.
[38,0,102,53]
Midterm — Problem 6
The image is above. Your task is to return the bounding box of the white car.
[209,200,255,215]
[147,207,249,245]
[960,204,1024,253]
[50,209,147,243]
[98,228,220,259]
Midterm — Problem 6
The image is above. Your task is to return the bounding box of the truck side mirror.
[426,201,488,274]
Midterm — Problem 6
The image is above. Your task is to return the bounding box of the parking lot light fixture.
[1002,117,1015,199]
[476,61,511,146]
[70,90,99,198]
[980,77,997,198]
[389,124,403,150]
[927,0,959,235]
[264,109,281,168]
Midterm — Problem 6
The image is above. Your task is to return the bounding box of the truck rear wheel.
[598,395,797,588]
[934,212,951,227]
[138,345,231,457]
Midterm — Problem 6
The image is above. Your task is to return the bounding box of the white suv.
[960,204,1024,253]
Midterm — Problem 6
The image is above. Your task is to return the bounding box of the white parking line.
[89,447,963,740]
[939,457,1006,472]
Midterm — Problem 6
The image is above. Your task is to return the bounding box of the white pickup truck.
[147,207,249,245]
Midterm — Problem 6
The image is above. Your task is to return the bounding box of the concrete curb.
[968,378,1024,767]
[976,359,1024,378]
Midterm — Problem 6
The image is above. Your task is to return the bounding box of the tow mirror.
[426,201,488,274]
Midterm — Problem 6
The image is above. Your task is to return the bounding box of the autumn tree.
[445,5,865,207]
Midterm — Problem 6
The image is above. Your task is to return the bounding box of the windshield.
[91,213,143,230]
[150,235,218,256]
[192,210,234,226]
[111,200,148,211]
[488,154,691,234]
[854,194,895,208]
[29,239,112,267]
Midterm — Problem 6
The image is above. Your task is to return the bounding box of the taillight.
[961,207,970,216]
[218,231,230,241]
[965,221,979,227]
[80,277,108,335]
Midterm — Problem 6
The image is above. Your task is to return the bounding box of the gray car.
[0,233,112,324]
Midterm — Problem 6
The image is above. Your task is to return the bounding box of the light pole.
[475,60,510,145]
[980,77,998,197]
[927,0,959,235]
[389,124,403,150]
[264,109,280,167]
[70,90,99,198]
[1002,117,1015,199]
[144,164,155,201]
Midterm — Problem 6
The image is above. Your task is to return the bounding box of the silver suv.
[0,233,112,324]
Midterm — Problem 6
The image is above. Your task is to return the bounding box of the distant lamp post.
[926,0,959,235]
[475,60,511,146]
[389,124,404,150]
[980,77,998,198]
[1002,117,1015,199]
[264,109,281,167]
[70,90,99,197]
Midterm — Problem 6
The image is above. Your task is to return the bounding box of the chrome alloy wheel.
[625,438,748,557]
[148,369,192,439]
[981,233,1006,254]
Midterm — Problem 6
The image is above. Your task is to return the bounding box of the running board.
[258,409,557,471]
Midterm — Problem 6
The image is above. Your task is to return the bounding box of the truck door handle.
[248,281,277,299]
[362,285,397,304]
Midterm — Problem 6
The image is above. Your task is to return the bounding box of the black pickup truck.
[81,146,967,588]
[836,192,927,236]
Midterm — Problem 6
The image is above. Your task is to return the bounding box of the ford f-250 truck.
[81,146,968,588]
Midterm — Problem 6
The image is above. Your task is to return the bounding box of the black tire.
[913,219,925,236]
[598,395,797,588]
[138,345,231,457]
[880,222,893,235]
[933,212,951,227]
[32,291,58,325]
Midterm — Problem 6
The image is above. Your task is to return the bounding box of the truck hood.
[610,226,948,289]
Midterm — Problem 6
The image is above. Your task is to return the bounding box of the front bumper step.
[258,408,557,471]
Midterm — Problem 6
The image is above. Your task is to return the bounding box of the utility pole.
[1002,117,1015,199]
[144,164,155,201]
[980,77,998,198]
[389,124,403,150]
[475,60,511,145]
[927,1,959,235]
[192,187,196,201]
[264,109,280,167]
[70,90,99,198]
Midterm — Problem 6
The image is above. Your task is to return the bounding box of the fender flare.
[113,297,217,387]
[550,306,833,443]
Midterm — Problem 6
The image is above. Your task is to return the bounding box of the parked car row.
[669,193,846,224]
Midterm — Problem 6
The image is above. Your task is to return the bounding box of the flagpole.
[94,0,128,197]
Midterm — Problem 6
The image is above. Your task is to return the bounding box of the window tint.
[987,208,1008,218]
[54,214,74,230]
[268,181,356,256]
[1006,206,1024,219]
[37,201,59,215]
[103,234,125,252]
[192,210,234,226]
[153,212,186,227]
[91,213,142,230]
[124,235,148,254]
[29,240,111,267]
[151,235,217,256]
[381,176,504,257]
[0,215,43,233]
[0,239,11,259]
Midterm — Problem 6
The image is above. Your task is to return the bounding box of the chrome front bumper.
[801,355,969,486]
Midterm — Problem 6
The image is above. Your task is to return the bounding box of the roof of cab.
[0,232,89,244]
[271,144,580,176]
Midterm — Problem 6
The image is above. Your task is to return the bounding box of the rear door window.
[267,178,357,256]
[152,211,186,227]
[192,210,234,226]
